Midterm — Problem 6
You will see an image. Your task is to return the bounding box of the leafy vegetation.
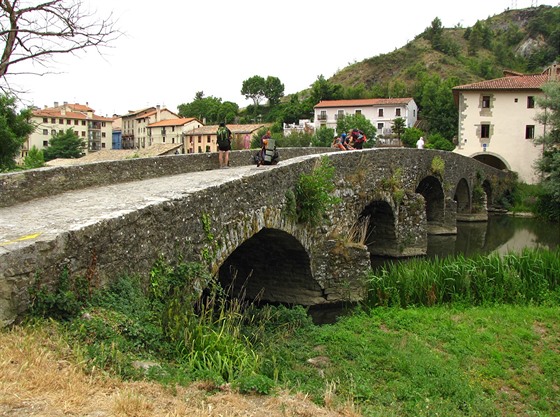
[0,94,34,170]
[43,128,86,161]
[21,247,560,416]
[533,81,560,222]
[285,156,340,225]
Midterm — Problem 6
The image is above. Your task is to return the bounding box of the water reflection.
[428,214,559,259]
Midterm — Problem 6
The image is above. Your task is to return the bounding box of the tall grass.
[366,248,560,308]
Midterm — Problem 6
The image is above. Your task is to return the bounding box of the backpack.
[217,126,230,147]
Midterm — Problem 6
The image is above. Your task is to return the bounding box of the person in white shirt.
[416,136,425,149]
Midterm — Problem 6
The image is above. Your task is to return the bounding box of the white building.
[313,98,418,136]
[147,118,203,154]
[24,102,113,157]
[452,65,559,184]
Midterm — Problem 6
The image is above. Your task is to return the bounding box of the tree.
[43,128,85,161]
[22,145,45,169]
[336,113,377,147]
[391,117,406,140]
[264,76,284,106]
[534,81,560,221]
[0,93,33,170]
[0,0,120,92]
[177,92,237,124]
[309,75,343,104]
[401,127,424,148]
[241,75,266,109]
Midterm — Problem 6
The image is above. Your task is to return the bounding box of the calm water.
[310,215,559,323]
[427,214,559,259]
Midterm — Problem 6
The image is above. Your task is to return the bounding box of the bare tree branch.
[0,0,121,87]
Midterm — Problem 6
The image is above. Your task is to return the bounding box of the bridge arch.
[218,228,322,305]
[454,178,471,214]
[415,175,445,233]
[482,179,493,207]
[471,152,510,171]
[358,199,397,257]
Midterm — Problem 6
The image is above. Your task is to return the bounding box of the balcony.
[316,114,327,121]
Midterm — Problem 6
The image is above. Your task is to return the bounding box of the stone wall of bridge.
[0,148,514,326]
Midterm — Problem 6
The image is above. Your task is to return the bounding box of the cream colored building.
[313,98,418,135]
[121,105,179,149]
[184,124,267,154]
[24,102,113,157]
[147,118,203,153]
[453,66,559,184]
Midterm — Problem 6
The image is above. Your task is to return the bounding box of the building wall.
[454,90,545,184]
[314,101,418,134]
[149,120,203,152]
[25,114,112,156]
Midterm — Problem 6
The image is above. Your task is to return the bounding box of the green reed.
[366,248,560,308]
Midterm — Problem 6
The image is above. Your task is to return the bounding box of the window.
[207,135,211,143]
[42,129,48,135]
[101,132,106,138]
[172,126,175,132]
[481,124,490,139]
[43,118,48,123]
[51,118,56,123]
[377,122,384,130]
[59,119,64,124]
[101,143,106,148]
[395,108,401,116]
[74,120,79,125]
[51,129,56,135]
[66,119,71,125]
[355,110,362,116]
[482,95,491,108]
[163,137,166,143]
[102,122,106,127]
[198,136,202,143]
[43,141,49,147]
[81,131,86,137]
[378,109,384,117]
[525,125,535,139]
[81,120,86,126]
[527,96,535,108]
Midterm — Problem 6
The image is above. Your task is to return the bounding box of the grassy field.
[1,248,558,416]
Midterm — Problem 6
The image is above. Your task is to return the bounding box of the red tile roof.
[32,108,112,122]
[147,118,198,127]
[453,74,549,91]
[314,98,414,108]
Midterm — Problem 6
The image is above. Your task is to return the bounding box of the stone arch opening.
[218,228,322,305]
[454,178,471,214]
[482,180,493,207]
[416,176,445,231]
[359,200,397,256]
[472,153,509,171]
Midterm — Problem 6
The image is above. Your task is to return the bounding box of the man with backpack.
[350,128,367,149]
[216,122,232,168]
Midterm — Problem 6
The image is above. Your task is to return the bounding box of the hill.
[326,5,559,95]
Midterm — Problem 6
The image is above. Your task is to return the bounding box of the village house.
[120,105,179,149]
[24,102,113,157]
[313,98,418,137]
[184,124,268,154]
[452,64,559,184]
[147,117,203,153]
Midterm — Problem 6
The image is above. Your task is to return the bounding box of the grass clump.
[366,247,560,308]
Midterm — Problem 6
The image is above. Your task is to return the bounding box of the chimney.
[54,101,59,108]
[156,104,161,121]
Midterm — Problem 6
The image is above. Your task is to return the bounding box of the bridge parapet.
[0,148,336,208]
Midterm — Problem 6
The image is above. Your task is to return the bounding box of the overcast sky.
[14,0,559,117]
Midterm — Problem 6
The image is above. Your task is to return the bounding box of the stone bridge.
[0,148,514,326]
